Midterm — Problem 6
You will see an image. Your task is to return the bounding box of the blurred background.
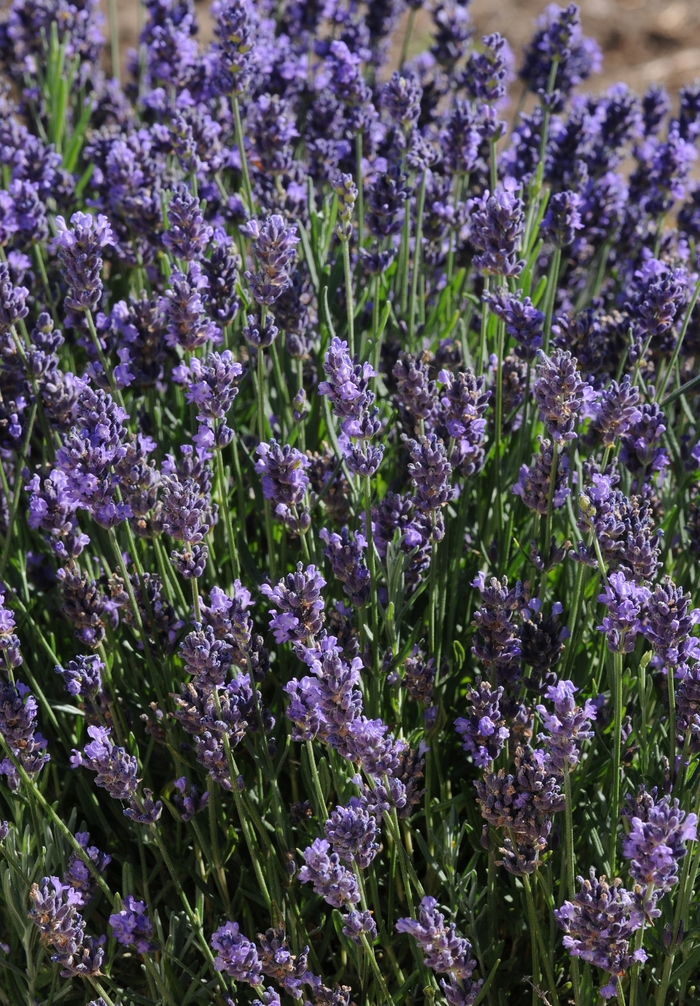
[104,0,700,94]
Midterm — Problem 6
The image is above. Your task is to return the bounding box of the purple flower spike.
[255,440,310,532]
[319,527,370,608]
[533,349,587,444]
[513,437,570,514]
[298,837,360,909]
[455,679,509,767]
[396,896,480,989]
[109,895,155,953]
[622,789,697,899]
[55,212,115,313]
[536,680,596,771]
[403,433,454,513]
[555,868,646,1000]
[325,797,379,869]
[0,681,50,790]
[212,920,263,984]
[261,563,325,647]
[70,725,139,802]
[597,571,650,654]
[242,215,299,305]
[469,179,525,278]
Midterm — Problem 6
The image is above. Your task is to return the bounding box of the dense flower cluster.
[1,2,700,1005]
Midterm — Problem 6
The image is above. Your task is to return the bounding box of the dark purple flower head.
[431,1,472,70]
[162,184,212,261]
[324,39,371,107]
[484,289,543,360]
[365,166,410,241]
[261,563,325,646]
[242,216,299,306]
[536,680,596,771]
[534,349,587,443]
[55,213,115,313]
[640,83,669,137]
[627,257,689,342]
[619,403,668,481]
[342,909,377,945]
[255,440,310,532]
[55,655,103,701]
[160,471,213,546]
[70,725,139,803]
[29,875,98,976]
[679,82,700,141]
[471,572,524,690]
[65,832,111,897]
[298,837,360,909]
[300,636,364,754]
[643,576,700,677]
[320,527,370,608]
[513,436,570,514]
[0,261,29,335]
[0,589,22,673]
[173,776,210,821]
[325,797,379,869]
[622,790,697,896]
[393,351,438,428]
[382,71,422,129]
[438,369,490,476]
[202,237,240,326]
[541,190,583,247]
[319,338,378,437]
[590,376,641,447]
[212,0,255,94]
[212,920,263,984]
[597,571,650,653]
[440,98,481,176]
[109,896,155,953]
[164,263,221,351]
[257,927,310,997]
[475,745,565,872]
[397,896,478,980]
[455,679,510,767]
[469,179,525,278]
[402,645,436,708]
[554,868,646,999]
[243,311,279,348]
[180,624,233,688]
[520,3,602,110]
[403,433,454,512]
[462,32,513,102]
[183,350,243,423]
[0,680,50,789]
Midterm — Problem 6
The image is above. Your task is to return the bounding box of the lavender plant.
[1,3,700,1006]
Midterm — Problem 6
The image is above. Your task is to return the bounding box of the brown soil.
[105,0,700,96]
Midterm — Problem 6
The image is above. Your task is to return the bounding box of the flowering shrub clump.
[3,2,700,1005]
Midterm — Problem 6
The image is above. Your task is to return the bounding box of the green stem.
[215,445,240,583]
[563,766,581,1006]
[408,171,427,348]
[232,93,254,211]
[342,238,355,359]
[399,7,416,67]
[542,246,561,355]
[610,649,624,877]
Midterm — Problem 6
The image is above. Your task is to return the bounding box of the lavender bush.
[1,1,700,1005]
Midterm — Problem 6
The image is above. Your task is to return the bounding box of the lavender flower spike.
[597,572,650,654]
[298,837,360,909]
[536,680,596,771]
[109,896,155,953]
[242,216,299,305]
[211,920,263,984]
[55,212,115,313]
[554,869,646,1000]
[533,349,587,443]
